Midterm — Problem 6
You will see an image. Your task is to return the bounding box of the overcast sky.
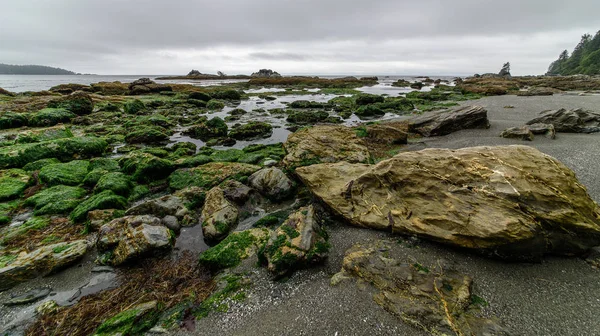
[1,0,598,75]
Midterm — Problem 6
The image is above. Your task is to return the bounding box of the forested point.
[547,30,600,75]
[0,63,77,75]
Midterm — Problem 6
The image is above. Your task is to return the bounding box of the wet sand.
[186,94,600,336]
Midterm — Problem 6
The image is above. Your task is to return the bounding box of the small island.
[0,63,78,75]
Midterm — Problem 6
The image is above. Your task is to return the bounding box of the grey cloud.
[0,0,598,74]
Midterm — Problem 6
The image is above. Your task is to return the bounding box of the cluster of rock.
[501,108,600,140]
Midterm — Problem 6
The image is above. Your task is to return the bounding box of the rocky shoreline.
[0,74,599,335]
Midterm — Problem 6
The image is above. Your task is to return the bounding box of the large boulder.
[296,145,600,260]
[283,125,370,169]
[47,91,94,115]
[0,240,89,290]
[408,106,490,137]
[201,187,239,241]
[260,205,329,276]
[333,241,507,336]
[248,167,294,201]
[526,108,600,133]
[96,215,173,265]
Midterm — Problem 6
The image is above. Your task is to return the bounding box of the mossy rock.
[206,100,225,110]
[183,117,227,141]
[228,108,247,116]
[0,137,107,169]
[355,105,385,117]
[0,200,19,225]
[168,162,260,190]
[124,99,146,115]
[0,112,28,130]
[29,108,76,127]
[25,185,86,215]
[47,92,94,115]
[128,185,150,202]
[289,100,325,109]
[93,301,159,336]
[355,93,385,106]
[39,160,90,186]
[286,110,329,124]
[228,122,273,140]
[70,190,127,222]
[210,149,245,162]
[187,99,207,108]
[23,158,61,172]
[119,152,175,183]
[0,169,31,201]
[15,126,74,144]
[125,126,169,144]
[199,228,270,270]
[95,172,132,196]
[83,169,108,187]
[188,91,212,102]
[174,154,213,168]
[210,90,242,101]
[89,158,120,172]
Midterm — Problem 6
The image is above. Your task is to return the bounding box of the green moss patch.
[95,172,132,196]
[168,162,259,190]
[30,108,76,127]
[0,169,31,201]
[25,185,86,215]
[0,216,50,246]
[39,160,90,186]
[70,190,127,222]
[120,152,174,183]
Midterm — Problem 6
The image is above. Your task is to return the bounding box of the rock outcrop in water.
[251,69,282,78]
[297,145,600,260]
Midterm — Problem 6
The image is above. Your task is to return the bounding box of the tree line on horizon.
[0,63,76,75]
[547,30,600,76]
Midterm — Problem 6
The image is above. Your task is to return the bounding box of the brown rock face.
[297,145,600,259]
[283,125,370,169]
[408,106,490,137]
[334,241,508,336]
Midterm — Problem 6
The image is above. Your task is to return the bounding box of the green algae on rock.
[47,91,94,115]
[39,160,90,186]
[0,136,107,169]
[119,152,174,183]
[228,122,273,140]
[29,108,76,127]
[0,169,31,201]
[25,185,86,215]
[95,172,132,196]
[201,186,239,241]
[93,301,160,336]
[199,228,270,270]
[168,162,260,190]
[70,190,128,222]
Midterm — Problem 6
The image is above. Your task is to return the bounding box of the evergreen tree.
[548,32,600,75]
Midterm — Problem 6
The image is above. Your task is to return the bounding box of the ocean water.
[0,74,456,93]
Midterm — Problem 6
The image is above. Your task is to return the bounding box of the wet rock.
[334,241,507,335]
[228,122,273,140]
[120,152,175,183]
[199,228,271,270]
[161,215,180,232]
[297,145,600,260]
[126,193,195,227]
[93,301,159,335]
[36,300,60,315]
[201,187,239,241]
[364,124,408,145]
[87,209,123,231]
[4,287,51,306]
[260,205,329,277]
[97,215,173,265]
[527,123,556,139]
[222,180,253,204]
[183,117,228,141]
[70,190,127,223]
[263,159,278,167]
[0,240,89,290]
[526,108,600,133]
[500,126,534,141]
[248,167,294,201]
[283,125,370,169]
[408,106,490,137]
[39,160,89,186]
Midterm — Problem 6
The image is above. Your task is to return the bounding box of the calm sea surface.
[0,74,457,93]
